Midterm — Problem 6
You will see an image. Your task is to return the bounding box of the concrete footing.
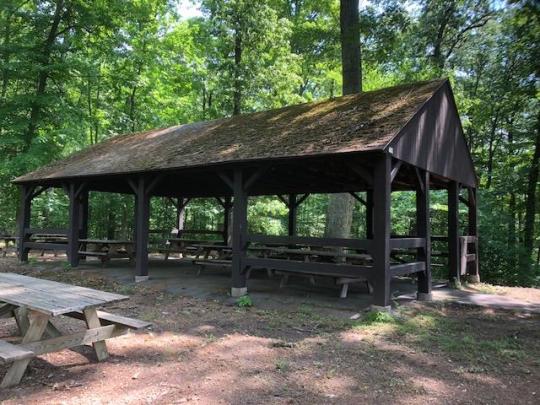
[369,304,392,313]
[466,275,481,284]
[448,278,462,289]
[135,275,149,283]
[231,287,248,297]
[417,292,433,301]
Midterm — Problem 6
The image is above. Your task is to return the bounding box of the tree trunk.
[325,0,360,239]
[340,0,361,94]
[23,0,65,151]
[520,112,540,281]
[233,26,242,116]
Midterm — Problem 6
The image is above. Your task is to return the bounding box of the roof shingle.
[14,79,446,183]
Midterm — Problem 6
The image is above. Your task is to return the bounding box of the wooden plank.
[21,325,125,356]
[390,238,426,249]
[0,341,34,362]
[1,311,49,388]
[0,283,91,316]
[84,308,109,361]
[245,257,372,278]
[78,251,108,256]
[24,242,67,250]
[0,273,126,302]
[391,262,426,276]
[25,228,68,236]
[65,311,150,329]
[246,234,371,250]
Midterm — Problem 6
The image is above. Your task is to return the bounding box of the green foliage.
[0,0,538,286]
[236,295,253,308]
[359,310,397,325]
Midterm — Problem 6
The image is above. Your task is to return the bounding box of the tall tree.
[325,0,360,239]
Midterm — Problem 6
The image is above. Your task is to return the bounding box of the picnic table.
[78,239,135,264]
[247,245,373,298]
[0,272,150,387]
[0,236,18,257]
[160,238,224,260]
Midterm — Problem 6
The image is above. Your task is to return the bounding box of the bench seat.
[78,250,108,257]
[65,310,151,330]
[0,341,34,363]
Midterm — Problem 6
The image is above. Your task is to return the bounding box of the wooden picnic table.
[0,236,18,257]
[0,272,150,387]
[161,238,224,260]
[78,239,135,264]
[247,245,372,298]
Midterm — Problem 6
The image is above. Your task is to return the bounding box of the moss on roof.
[14,79,446,183]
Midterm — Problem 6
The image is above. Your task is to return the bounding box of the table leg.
[13,306,60,338]
[13,306,30,335]
[83,308,109,361]
[1,311,50,388]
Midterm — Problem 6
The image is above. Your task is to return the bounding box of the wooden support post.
[67,183,82,267]
[288,193,297,236]
[372,154,391,308]
[467,187,480,283]
[231,170,248,297]
[416,170,432,300]
[366,190,373,239]
[448,181,460,287]
[83,307,109,361]
[17,185,33,262]
[135,177,150,281]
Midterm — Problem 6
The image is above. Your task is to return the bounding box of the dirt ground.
[0,256,539,404]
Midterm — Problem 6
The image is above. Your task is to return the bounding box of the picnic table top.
[79,239,133,244]
[0,273,128,316]
[248,246,370,260]
[167,238,224,244]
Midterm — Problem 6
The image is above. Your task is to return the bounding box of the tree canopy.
[0,0,538,286]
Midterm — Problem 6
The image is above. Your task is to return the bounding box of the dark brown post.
[67,183,82,267]
[288,193,297,236]
[231,169,248,297]
[416,170,432,300]
[366,190,373,239]
[135,177,150,281]
[372,154,391,308]
[467,187,480,283]
[17,185,34,262]
[448,180,460,286]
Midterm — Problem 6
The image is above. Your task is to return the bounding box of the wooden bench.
[0,341,34,363]
[247,246,372,297]
[65,310,151,330]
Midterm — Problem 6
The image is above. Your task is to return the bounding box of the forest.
[0,0,538,286]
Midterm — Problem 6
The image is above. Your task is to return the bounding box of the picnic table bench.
[247,246,373,298]
[78,239,135,264]
[160,238,225,259]
[0,272,150,387]
[28,233,67,257]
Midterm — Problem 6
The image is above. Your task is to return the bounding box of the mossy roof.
[15,79,448,183]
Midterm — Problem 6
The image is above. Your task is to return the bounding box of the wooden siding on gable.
[386,82,477,187]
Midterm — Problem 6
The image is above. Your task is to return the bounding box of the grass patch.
[236,295,253,308]
[351,306,528,369]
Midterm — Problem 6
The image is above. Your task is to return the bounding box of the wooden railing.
[245,234,371,250]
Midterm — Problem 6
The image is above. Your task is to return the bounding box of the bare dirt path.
[0,257,538,404]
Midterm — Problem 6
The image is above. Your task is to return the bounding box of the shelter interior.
[12,79,480,307]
